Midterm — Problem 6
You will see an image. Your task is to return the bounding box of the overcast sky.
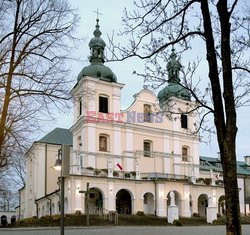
[43,0,249,161]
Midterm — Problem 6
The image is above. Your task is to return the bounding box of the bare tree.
[109,0,250,234]
[0,0,80,167]
[0,155,25,211]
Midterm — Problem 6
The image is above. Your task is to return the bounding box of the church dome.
[77,19,117,83]
[77,63,117,82]
[157,82,190,102]
[89,36,106,48]
[157,48,190,102]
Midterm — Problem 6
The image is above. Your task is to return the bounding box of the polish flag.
[117,163,123,170]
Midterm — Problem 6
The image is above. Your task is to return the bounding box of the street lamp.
[53,146,70,235]
[53,158,62,171]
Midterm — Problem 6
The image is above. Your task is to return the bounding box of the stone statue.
[167,48,181,83]
[208,196,213,207]
[169,191,176,206]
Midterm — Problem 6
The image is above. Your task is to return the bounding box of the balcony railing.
[70,166,137,179]
[140,172,191,181]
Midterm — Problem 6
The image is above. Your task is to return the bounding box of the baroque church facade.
[17,19,250,223]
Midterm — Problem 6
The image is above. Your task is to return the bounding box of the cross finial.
[93,8,102,20]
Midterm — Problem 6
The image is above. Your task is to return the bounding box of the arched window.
[181,114,188,129]
[99,134,109,152]
[182,146,188,161]
[144,140,152,157]
[99,95,108,113]
[78,98,82,116]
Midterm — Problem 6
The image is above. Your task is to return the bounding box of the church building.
[17,19,250,223]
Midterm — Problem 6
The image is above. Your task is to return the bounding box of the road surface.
[1,225,250,235]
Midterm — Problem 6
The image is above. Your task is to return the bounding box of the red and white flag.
[215,172,220,180]
[117,163,123,170]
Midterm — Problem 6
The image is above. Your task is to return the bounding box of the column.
[206,190,217,223]
[114,127,122,170]
[173,137,180,175]
[75,180,82,212]
[156,183,166,217]
[136,198,144,214]
[163,135,171,174]
[67,179,75,214]
[183,185,191,217]
[107,182,115,211]
[87,123,96,167]
[125,128,134,171]
[192,140,200,178]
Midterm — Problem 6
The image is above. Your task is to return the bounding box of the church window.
[200,160,207,166]
[79,98,82,116]
[80,155,83,166]
[144,140,152,157]
[144,104,152,122]
[99,134,109,152]
[181,114,188,129]
[58,149,62,160]
[182,146,188,161]
[99,95,108,113]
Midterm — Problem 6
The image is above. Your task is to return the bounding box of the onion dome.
[157,48,190,102]
[77,19,117,83]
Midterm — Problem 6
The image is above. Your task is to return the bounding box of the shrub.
[94,169,101,175]
[212,216,226,225]
[51,215,60,221]
[125,173,130,178]
[136,211,144,216]
[75,210,81,215]
[193,213,200,217]
[101,169,108,173]
[87,166,94,170]
[130,171,136,177]
[173,220,182,226]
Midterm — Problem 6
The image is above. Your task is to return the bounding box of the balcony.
[70,150,197,181]
[70,166,138,179]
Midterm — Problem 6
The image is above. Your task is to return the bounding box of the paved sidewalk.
[1,225,250,235]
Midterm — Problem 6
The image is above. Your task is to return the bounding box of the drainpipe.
[18,191,21,220]
[45,144,47,195]
[34,200,39,218]
[47,198,52,216]
[244,176,247,215]
[154,180,157,216]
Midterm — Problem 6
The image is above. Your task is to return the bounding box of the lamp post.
[53,145,70,235]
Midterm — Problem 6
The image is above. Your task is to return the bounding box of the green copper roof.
[157,48,190,102]
[157,82,191,102]
[77,63,117,82]
[38,128,72,146]
[77,19,117,83]
[200,156,250,176]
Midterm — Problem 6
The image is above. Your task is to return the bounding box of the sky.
[44,0,249,161]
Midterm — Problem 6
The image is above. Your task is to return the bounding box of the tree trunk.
[201,1,242,234]
[220,137,241,235]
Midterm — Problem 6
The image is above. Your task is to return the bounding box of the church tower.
[157,48,199,179]
[70,19,124,173]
